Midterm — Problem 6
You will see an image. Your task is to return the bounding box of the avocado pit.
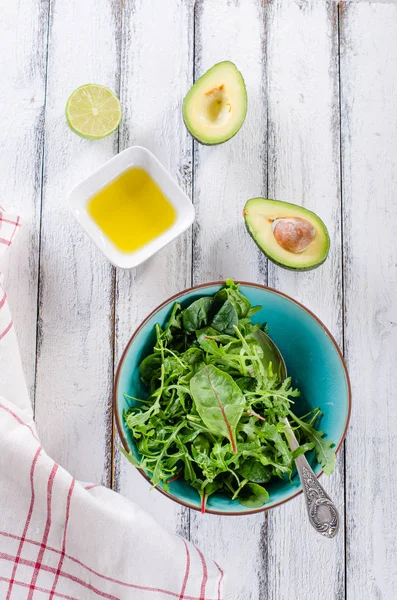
[272,217,316,254]
[243,197,330,270]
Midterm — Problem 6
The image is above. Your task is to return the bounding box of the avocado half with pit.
[183,61,247,145]
[244,198,330,271]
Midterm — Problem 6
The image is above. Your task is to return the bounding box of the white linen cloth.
[0,209,224,600]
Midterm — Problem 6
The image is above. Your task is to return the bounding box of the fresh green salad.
[122,280,335,512]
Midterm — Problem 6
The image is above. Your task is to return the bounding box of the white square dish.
[68,146,195,269]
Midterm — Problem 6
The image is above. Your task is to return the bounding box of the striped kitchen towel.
[0,208,224,600]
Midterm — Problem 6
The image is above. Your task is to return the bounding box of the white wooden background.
[1,1,396,598]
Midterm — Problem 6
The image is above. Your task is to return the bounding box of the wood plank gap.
[101,0,123,489]
[109,275,117,490]
[337,4,348,599]
[110,0,125,493]
[183,0,201,542]
[32,0,52,416]
[259,0,271,288]
[340,4,397,596]
[190,0,197,293]
[111,0,128,495]
[191,0,202,290]
[261,1,270,597]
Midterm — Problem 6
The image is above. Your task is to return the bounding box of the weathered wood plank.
[340,3,397,599]
[265,2,345,599]
[34,0,121,484]
[113,0,194,536]
[192,0,267,285]
[190,1,268,598]
[0,0,49,398]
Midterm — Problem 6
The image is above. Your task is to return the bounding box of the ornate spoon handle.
[282,417,339,538]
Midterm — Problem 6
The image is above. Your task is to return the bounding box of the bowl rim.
[114,280,352,516]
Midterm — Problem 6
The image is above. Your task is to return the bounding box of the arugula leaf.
[122,280,337,511]
[191,434,213,474]
[119,445,143,468]
[289,411,336,475]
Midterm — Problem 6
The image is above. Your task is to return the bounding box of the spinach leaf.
[213,280,251,323]
[237,482,269,508]
[140,353,162,382]
[225,279,251,318]
[204,480,223,497]
[167,303,182,330]
[200,479,223,513]
[182,297,213,332]
[212,288,228,312]
[235,377,257,392]
[180,347,203,365]
[238,458,272,483]
[190,365,245,454]
[211,299,239,335]
[162,303,183,344]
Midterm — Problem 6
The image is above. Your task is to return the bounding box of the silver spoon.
[253,329,339,538]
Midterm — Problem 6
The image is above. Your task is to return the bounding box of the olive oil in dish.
[88,167,176,253]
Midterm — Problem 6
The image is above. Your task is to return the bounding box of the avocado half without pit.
[183,61,247,145]
[243,198,330,271]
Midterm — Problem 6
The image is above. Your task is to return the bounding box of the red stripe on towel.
[5,445,42,600]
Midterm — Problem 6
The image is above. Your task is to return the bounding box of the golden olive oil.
[88,167,176,253]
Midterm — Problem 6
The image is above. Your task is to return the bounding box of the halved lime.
[66,84,122,139]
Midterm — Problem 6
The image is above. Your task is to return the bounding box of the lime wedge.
[66,84,122,139]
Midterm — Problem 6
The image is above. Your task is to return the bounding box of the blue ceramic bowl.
[114,282,351,515]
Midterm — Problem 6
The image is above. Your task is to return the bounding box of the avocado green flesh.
[244,198,330,271]
[183,61,247,145]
